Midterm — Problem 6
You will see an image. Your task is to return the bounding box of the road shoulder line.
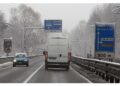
[0,62,12,68]
[71,66,92,83]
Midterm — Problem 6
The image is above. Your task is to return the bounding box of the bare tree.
[70,21,87,57]
[7,4,44,55]
[0,11,7,55]
[70,4,120,58]
[0,11,7,36]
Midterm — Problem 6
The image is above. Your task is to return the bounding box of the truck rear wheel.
[66,66,69,71]
[45,61,48,70]
[45,60,48,70]
[45,64,48,70]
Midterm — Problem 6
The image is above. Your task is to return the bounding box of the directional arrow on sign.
[97,31,100,50]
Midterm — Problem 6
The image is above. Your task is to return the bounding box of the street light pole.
[89,24,95,58]
[23,27,44,54]
[23,27,27,53]
[112,5,120,59]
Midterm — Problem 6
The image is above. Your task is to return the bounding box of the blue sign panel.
[44,20,62,31]
[95,24,115,52]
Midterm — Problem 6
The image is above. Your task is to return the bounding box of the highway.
[0,3,119,83]
[0,56,91,83]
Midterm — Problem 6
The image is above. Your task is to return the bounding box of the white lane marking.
[23,63,44,83]
[0,62,12,69]
[71,67,92,83]
[0,66,11,70]
[0,62,12,66]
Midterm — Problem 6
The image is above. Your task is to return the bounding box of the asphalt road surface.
[0,56,91,83]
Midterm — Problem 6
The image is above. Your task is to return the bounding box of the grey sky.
[0,3,97,32]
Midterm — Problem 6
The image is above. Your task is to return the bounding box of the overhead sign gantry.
[44,20,62,32]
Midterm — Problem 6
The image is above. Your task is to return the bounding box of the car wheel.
[13,64,16,67]
[26,63,29,67]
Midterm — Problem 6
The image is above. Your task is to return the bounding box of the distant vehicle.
[13,53,29,67]
[44,33,71,70]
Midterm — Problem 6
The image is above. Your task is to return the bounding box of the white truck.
[44,33,71,70]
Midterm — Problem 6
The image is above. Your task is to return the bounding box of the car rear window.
[16,54,26,58]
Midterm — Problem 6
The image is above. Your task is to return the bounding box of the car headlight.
[13,59,16,62]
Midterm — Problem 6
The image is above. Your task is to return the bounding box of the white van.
[44,33,71,70]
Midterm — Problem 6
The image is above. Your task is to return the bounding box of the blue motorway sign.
[44,20,62,32]
[95,24,115,52]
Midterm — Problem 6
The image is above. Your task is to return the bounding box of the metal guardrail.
[0,56,14,64]
[71,56,120,83]
[28,54,43,59]
[0,54,43,64]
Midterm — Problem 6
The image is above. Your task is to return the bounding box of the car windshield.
[16,54,26,58]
